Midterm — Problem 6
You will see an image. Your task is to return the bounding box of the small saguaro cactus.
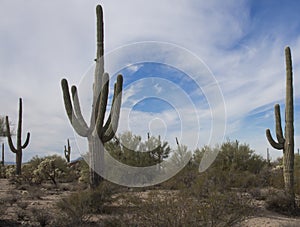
[61,5,123,188]
[64,139,71,163]
[266,47,295,208]
[172,137,190,167]
[1,143,4,165]
[175,137,179,146]
[6,98,30,175]
[266,148,270,165]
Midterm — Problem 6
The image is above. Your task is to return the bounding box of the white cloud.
[125,64,141,74]
[154,83,162,94]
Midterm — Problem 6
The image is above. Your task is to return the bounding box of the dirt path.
[236,203,300,227]
[0,179,14,198]
[239,215,299,227]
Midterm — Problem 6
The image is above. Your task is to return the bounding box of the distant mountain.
[3,162,15,165]
[70,156,84,163]
[2,156,85,166]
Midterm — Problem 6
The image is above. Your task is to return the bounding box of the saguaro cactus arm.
[101,75,123,143]
[71,86,89,130]
[266,104,284,150]
[5,116,18,153]
[95,73,110,137]
[61,79,89,137]
[21,132,30,149]
[18,99,30,149]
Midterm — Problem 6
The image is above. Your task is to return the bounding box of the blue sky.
[1,0,300,162]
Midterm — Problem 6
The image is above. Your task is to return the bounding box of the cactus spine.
[266,47,295,207]
[64,139,71,163]
[61,5,123,188]
[5,98,30,175]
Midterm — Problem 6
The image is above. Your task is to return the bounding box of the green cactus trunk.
[266,47,295,208]
[5,98,30,175]
[61,5,123,189]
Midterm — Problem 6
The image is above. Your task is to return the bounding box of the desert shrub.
[107,132,171,166]
[0,199,7,218]
[268,154,300,195]
[5,165,16,179]
[183,173,253,224]
[129,191,198,226]
[190,141,268,190]
[0,164,6,178]
[248,187,269,201]
[265,190,299,215]
[20,156,44,185]
[26,186,44,199]
[33,155,72,185]
[57,191,94,225]
[269,167,285,189]
[16,209,28,222]
[16,201,29,210]
[210,140,266,174]
[101,216,129,226]
[256,165,273,187]
[125,188,251,227]
[162,140,268,192]
[104,132,173,186]
[294,154,300,194]
[56,181,114,225]
[161,161,197,190]
[6,190,21,206]
[17,155,79,185]
[78,158,90,184]
[198,190,252,226]
[27,155,77,185]
[30,208,51,227]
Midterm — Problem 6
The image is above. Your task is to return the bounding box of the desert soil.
[0,179,300,226]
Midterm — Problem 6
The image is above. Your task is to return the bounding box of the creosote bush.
[266,190,300,216]
[56,181,115,225]
[121,187,252,226]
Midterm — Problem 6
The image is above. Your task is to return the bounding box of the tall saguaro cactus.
[266,46,295,207]
[64,139,71,163]
[61,5,123,188]
[6,98,30,175]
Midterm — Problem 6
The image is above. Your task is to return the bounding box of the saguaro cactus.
[64,139,71,163]
[6,98,30,175]
[61,5,123,188]
[1,143,4,166]
[266,148,270,165]
[266,46,295,207]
